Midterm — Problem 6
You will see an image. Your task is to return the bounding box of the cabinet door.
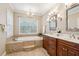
[48,37,56,45]
[43,36,49,50]
[47,45,56,56]
[47,38,56,56]
[57,44,68,56]
[68,47,79,56]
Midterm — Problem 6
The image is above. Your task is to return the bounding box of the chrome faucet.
[70,33,75,39]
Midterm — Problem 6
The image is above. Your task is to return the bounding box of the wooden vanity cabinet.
[57,39,79,56]
[43,35,56,56]
[43,35,79,56]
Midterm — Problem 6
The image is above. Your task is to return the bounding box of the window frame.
[18,16,38,35]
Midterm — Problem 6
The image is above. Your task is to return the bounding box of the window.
[19,17,38,34]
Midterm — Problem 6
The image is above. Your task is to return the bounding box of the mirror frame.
[48,14,57,31]
[66,4,79,31]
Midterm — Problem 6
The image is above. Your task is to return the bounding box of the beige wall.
[14,12,43,37]
[42,3,66,34]
[57,3,66,32]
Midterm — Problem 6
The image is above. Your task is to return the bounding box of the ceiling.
[9,3,56,16]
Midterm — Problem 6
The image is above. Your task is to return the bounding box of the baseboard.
[1,51,6,56]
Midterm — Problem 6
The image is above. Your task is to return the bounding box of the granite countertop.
[44,34,79,44]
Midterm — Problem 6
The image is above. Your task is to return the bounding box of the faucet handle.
[72,34,75,39]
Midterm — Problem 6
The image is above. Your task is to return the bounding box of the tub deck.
[6,36,43,54]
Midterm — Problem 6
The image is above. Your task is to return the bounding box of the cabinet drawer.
[48,45,56,49]
[68,47,79,56]
[48,39,56,45]
[57,39,79,51]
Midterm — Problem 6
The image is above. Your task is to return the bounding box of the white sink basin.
[45,33,70,39]
[58,34,70,39]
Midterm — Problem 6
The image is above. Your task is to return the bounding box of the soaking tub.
[6,36,43,54]
[15,36,43,42]
[7,36,43,44]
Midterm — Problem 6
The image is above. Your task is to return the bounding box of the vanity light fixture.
[48,11,57,17]
[58,14,60,17]
[57,14,62,21]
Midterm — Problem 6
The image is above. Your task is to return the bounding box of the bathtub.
[7,36,43,44]
[6,36,43,53]
[15,36,43,42]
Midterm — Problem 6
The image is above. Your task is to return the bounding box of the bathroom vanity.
[43,4,79,56]
[43,34,79,56]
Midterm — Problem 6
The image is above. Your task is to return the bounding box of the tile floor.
[6,48,49,56]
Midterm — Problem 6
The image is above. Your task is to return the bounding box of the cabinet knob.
[63,48,65,50]
[63,48,67,51]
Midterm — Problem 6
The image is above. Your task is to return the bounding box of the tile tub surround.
[6,40,43,54]
[6,48,49,56]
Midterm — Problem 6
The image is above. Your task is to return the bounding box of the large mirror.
[45,12,57,33]
[66,4,79,32]
[47,13,57,32]
[48,13,57,31]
